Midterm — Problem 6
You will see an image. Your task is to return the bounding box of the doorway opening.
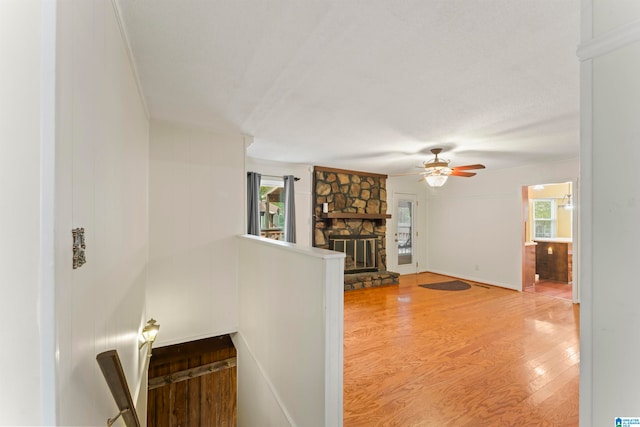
[522,181,577,302]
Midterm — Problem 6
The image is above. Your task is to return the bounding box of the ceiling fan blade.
[452,164,485,171]
[451,171,476,177]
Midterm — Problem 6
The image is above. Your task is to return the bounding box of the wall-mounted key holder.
[72,228,86,269]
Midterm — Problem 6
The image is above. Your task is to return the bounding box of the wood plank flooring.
[344,272,579,426]
[525,279,573,301]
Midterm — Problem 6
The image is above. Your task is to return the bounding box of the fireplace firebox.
[329,235,378,273]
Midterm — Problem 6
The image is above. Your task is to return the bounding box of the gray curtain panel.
[247,172,261,235]
[283,175,296,243]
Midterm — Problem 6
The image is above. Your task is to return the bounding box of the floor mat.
[419,280,471,291]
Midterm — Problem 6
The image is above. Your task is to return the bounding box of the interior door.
[394,194,418,275]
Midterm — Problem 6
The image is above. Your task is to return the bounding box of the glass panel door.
[394,195,417,274]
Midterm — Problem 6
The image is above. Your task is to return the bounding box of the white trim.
[577,18,640,61]
[570,177,579,304]
[578,0,593,423]
[243,134,255,149]
[110,0,150,119]
[323,258,344,427]
[579,47,594,427]
[40,0,57,423]
[239,234,343,259]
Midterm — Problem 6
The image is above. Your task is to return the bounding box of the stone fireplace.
[313,166,399,290]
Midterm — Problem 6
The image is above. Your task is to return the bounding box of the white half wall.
[245,157,314,247]
[148,120,245,346]
[54,0,150,425]
[423,158,578,290]
[235,235,344,427]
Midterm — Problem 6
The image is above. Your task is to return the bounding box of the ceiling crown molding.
[577,18,640,61]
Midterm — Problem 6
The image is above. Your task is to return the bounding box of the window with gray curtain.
[247,172,297,242]
[283,175,296,243]
[246,172,261,236]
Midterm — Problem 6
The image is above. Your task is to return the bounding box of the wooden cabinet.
[523,243,537,288]
[535,240,572,283]
[568,250,573,283]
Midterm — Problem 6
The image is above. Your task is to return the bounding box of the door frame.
[390,192,419,275]
[521,180,579,303]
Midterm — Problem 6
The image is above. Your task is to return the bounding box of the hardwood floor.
[344,272,579,426]
[525,279,573,301]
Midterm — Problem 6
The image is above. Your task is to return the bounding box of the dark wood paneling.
[149,357,171,427]
[535,241,569,283]
[187,354,201,424]
[200,352,215,426]
[150,335,234,366]
[171,358,189,426]
[147,335,237,427]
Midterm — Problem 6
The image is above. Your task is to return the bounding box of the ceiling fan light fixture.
[424,160,450,171]
[425,174,448,187]
[396,147,485,186]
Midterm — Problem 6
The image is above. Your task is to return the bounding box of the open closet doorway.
[522,181,578,302]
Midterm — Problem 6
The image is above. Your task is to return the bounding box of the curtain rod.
[257,173,300,181]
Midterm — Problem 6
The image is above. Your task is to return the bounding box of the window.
[396,199,414,264]
[533,199,555,238]
[260,178,285,240]
[397,201,412,252]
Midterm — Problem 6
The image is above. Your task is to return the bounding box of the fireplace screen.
[329,235,378,273]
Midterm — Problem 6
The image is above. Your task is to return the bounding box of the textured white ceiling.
[118,0,580,175]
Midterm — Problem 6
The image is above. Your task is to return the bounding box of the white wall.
[0,1,54,424]
[422,158,578,290]
[148,120,245,346]
[245,157,314,247]
[235,235,344,427]
[580,1,640,424]
[593,0,640,36]
[55,1,150,425]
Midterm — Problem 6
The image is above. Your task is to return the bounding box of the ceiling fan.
[396,148,485,187]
